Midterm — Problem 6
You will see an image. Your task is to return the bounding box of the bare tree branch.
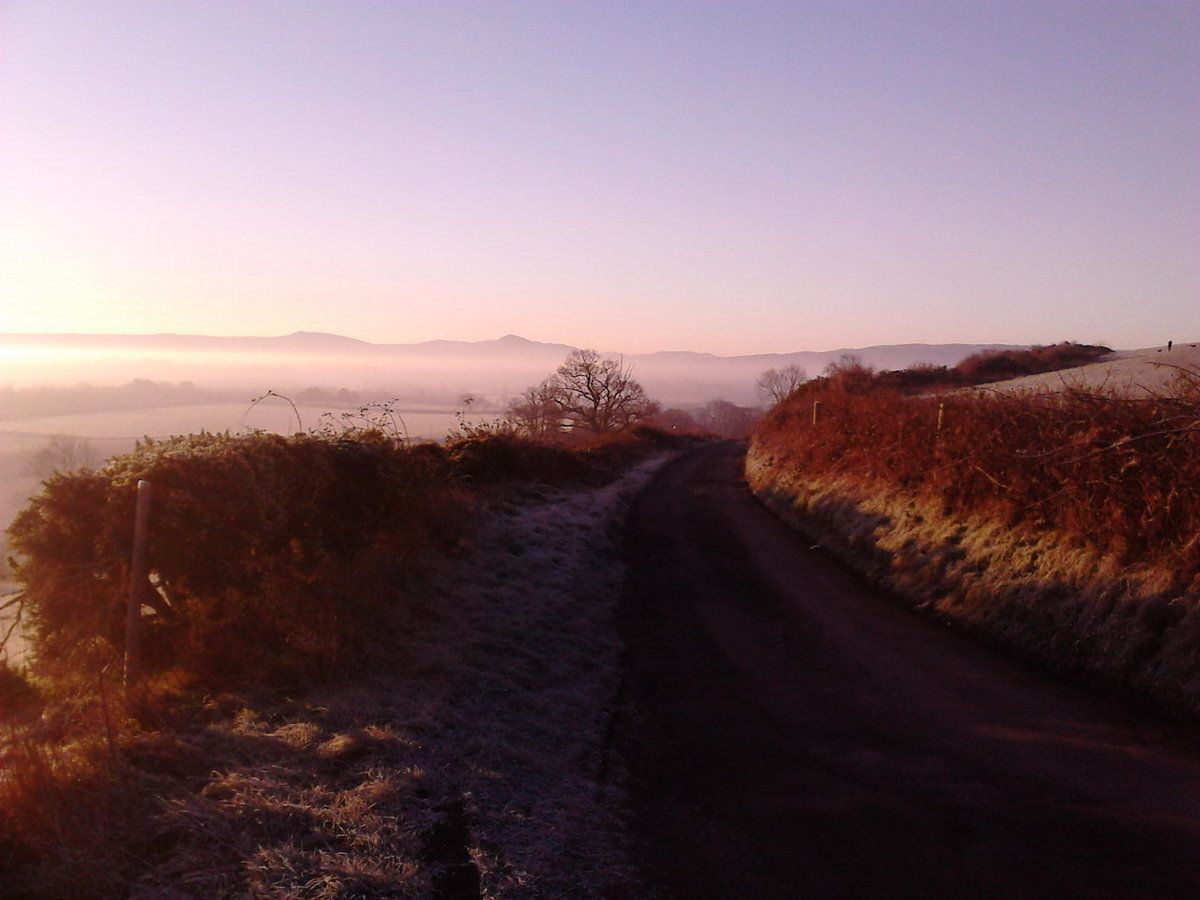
[756,365,807,406]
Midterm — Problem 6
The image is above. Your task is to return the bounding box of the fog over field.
[0,329,1017,599]
[1,330,1020,404]
[0,329,1020,532]
[3,1,1196,890]
[9,330,1178,629]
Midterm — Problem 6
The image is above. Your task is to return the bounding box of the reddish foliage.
[955,342,1112,382]
[754,373,1200,587]
[7,432,468,684]
[794,342,1114,397]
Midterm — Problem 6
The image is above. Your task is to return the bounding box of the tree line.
[491,349,809,441]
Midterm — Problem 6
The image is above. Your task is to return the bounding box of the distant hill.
[0,330,573,358]
[981,342,1200,397]
[1,331,1024,405]
[624,342,1024,403]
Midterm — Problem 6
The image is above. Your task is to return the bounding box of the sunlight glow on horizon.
[1,2,1196,355]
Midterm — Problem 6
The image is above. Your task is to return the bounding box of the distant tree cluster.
[646,407,706,435]
[295,386,363,406]
[695,399,762,439]
[0,380,228,419]
[506,349,657,437]
[503,350,764,442]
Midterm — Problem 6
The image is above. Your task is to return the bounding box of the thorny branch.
[244,390,304,433]
[1016,422,1200,462]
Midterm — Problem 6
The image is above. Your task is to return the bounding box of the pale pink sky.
[1,1,1196,354]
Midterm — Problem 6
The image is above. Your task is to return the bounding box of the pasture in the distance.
[982,342,1200,395]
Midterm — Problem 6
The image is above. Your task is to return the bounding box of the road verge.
[746,444,1200,719]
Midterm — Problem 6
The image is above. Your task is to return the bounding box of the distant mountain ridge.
[0,331,1025,404]
[1,330,1020,363]
[0,330,578,358]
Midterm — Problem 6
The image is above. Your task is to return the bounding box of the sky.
[1,1,1196,355]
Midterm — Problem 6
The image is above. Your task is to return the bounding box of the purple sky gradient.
[1,1,1196,354]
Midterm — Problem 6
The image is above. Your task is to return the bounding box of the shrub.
[444,432,588,485]
[6,431,472,686]
[5,426,676,692]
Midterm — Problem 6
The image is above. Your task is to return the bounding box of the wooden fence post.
[937,402,945,434]
[125,479,152,699]
[812,400,821,425]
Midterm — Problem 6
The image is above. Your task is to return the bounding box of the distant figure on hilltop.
[1168,340,1173,352]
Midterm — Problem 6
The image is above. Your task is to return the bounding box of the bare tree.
[756,364,808,406]
[22,434,103,478]
[823,353,876,393]
[507,350,655,436]
[506,378,566,436]
[550,349,654,433]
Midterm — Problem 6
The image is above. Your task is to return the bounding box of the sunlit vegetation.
[747,355,1200,713]
[953,342,1113,383]
[894,341,1112,393]
[766,342,1113,399]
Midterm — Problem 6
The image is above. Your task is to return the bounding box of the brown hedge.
[6,427,681,689]
[6,432,473,686]
[752,374,1200,591]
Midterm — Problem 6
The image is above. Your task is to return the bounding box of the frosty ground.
[75,455,669,898]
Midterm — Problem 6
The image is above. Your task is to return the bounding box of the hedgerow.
[752,368,1200,592]
[748,364,1200,717]
[6,431,473,686]
[955,342,1112,382]
[5,426,687,691]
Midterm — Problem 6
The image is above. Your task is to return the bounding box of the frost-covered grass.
[2,455,670,898]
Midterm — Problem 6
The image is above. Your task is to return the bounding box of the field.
[981,343,1200,396]
[0,401,479,442]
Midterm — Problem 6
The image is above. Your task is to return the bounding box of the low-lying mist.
[1,330,1022,407]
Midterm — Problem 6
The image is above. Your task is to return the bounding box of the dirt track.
[617,443,1200,898]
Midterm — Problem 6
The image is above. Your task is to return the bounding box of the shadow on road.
[616,442,1200,899]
